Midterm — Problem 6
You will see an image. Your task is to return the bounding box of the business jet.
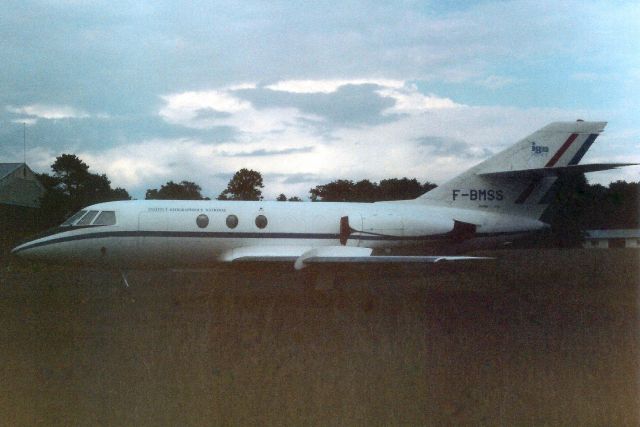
[12,121,634,277]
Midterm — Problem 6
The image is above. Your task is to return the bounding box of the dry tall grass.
[1,249,638,426]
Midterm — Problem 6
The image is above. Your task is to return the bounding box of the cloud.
[6,104,91,120]
[265,79,405,94]
[70,137,324,199]
[417,136,492,159]
[278,173,322,184]
[11,118,38,126]
[376,86,462,114]
[160,80,463,137]
[218,146,314,157]
[193,108,232,120]
[237,83,400,126]
[159,90,251,128]
[159,87,317,133]
[476,75,517,90]
[2,1,638,111]
[78,138,220,191]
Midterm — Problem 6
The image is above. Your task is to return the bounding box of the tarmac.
[1,249,638,425]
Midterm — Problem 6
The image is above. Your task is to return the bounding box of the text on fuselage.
[452,189,504,201]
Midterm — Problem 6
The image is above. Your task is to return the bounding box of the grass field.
[1,249,638,426]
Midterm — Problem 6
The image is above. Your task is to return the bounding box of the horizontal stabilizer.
[479,163,637,179]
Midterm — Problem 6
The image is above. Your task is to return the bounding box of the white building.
[583,229,640,249]
[0,163,45,209]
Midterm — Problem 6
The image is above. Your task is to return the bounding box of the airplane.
[12,121,635,278]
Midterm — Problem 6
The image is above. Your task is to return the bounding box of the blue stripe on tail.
[568,134,598,165]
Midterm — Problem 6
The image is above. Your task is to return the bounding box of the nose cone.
[11,233,64,262]
[11,226,69,261]
[12,239,40,259]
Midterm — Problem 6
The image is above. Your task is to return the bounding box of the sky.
[1,0,639,200]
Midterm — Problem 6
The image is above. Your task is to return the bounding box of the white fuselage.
[13,199,546,268]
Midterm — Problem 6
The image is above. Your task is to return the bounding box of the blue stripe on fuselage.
[12,231,334,253]
[14,230,450,253]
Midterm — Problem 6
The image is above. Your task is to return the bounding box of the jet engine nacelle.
[358,211,456,237]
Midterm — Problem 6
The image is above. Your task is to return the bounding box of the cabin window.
[61,210,87,226]
[255,215,268,229]
[93,211,116,226]
[226,214,238,229]
[196,214,209,228]
[77,210,99,226]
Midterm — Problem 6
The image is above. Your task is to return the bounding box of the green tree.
[378,178,436,201]
[309,177,437,202]
[602,181,639,229]
[541,174,591,246]
[310,179,356,202]
[218,168,263,200]
[540,176,640,247]
[38,154,130,226]
[51,154,90,196]
[353,179,378,202]
[277,194,303,201]
[146,181,208,200]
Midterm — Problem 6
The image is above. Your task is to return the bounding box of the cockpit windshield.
[77,210,99,225]
[93,211,116,226]
[61,210,87,226]
[60,210,117,227]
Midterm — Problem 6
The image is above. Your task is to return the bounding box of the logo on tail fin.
[531,142,549,155]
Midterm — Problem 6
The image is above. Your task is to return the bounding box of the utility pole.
[23,122,26,164]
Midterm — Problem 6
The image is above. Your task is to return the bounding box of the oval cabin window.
[226,214,238,229]
[196,214,209,228]
[255,215,268,229]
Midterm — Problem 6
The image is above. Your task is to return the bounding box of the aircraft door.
[137,210,168,263]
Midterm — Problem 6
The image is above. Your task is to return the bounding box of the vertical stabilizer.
[417,121,607,219]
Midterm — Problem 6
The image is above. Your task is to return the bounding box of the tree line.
[35,154,638,237]
[540,174,639,244]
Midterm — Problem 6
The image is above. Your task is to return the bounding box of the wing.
[223,245,491,270]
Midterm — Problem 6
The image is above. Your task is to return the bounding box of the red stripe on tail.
[546,133,578,167]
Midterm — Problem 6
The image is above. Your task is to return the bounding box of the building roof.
[586,229,640,239]
[0,163,24,180]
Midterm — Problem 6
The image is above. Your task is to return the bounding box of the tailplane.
[417,121,632,219]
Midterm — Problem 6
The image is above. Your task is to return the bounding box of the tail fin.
[418,121,608,219]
